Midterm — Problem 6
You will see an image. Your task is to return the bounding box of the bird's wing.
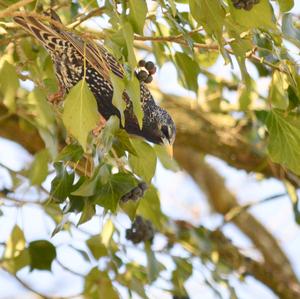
[14,15,124,81]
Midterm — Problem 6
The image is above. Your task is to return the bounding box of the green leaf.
[228,0,276,30]
[174,52,199,93]
[50,162,75,202]
[122,21,137,69]
[137,186,164,229]
[77,198,96,225]
[169,0,177,17]
[172,258,193,296]
[55,144,84,162]
[189,0,225,43]
[238,85,251,111]
[100,115,120,152]
[110,71,126,126]
[27,88,55,131]
[51,214,70,237]
[266,110,300,175]
[145,241,159,282]
[154,144,179,171]
[62,80,99,151]
[128,0,147,34]
[225,18,252,85]
[120,199,140,221]
[86,235,108,259]
[0,60,19,112]
[28,240,56,271]
[126,76,143,129]
[277,0,294,12]
[4,225,26,259]
[115,130,137,155]
[72,166,102,197]
[101,219,114,247]
[84,268,119,299]
[78,0,98,9]
[28,149,50,186]
[269,71,289,109]
[129,139,157,183]
[3,226,29,274]
[95,172,137,212]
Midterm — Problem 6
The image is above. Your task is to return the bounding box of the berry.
[120,182,148,203]
[137,70,148,81]
[231,0,260,10]
[138,59,146,67]
[145,61,155,71]
[148,66,157,75]
[144,75,153,84]
[125,216,154,244]
[138,182,148,192]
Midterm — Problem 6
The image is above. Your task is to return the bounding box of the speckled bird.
[14,12,175,152]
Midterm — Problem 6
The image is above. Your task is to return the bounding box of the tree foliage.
[0,0,300,298]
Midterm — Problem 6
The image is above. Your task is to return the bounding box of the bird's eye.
[161,125,170,139]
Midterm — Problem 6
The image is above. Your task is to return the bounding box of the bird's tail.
[13,13,64,52]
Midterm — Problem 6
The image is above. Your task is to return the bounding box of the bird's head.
[140,105,176,156]
[123,84,176,155]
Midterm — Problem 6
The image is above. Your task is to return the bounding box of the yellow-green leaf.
[27,88,55,131]
[62,80,99,151]
[4,225,26,259]
[0,61,19,112]
[228,0,276,30]
[269,71,289,109]
[86,235,108,259]
[28,149,50,186]
[128,0,147,34]
[129,139,157,183]
[189,0,225,43]
[3,226,30,274]
[277,0,294,12]
[122,21,137,69]
[266,110,300,175]
[110,71,126,126]
[126,77,143,129]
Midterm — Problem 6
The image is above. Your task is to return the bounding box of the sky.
[0,1,300,299]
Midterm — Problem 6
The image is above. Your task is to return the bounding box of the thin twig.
[68,7,106,29]
[1,266,82,299]
[55,258,85,277]
[0,0,35,18]
[222,192,287,224]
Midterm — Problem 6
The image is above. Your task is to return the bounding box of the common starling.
[14,13,175,153]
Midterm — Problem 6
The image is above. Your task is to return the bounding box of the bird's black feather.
[14,13,175,145]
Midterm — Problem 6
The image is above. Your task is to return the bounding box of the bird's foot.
[47,88,65,104]
[92,114,107,137]
[136,60,157,84]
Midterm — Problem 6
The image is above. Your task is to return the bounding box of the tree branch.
[160,94,300,187]
[174,146,300,298]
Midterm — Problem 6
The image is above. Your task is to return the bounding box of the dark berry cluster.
[125,216,154,244]
[120,182,148,202]
[136,60,157,84]
[232,0,260,10]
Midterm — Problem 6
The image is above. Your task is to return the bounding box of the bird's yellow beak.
[163,138,173,158]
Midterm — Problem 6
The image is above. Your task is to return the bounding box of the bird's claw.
[92,114,107,137]
[47,86,65,104]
